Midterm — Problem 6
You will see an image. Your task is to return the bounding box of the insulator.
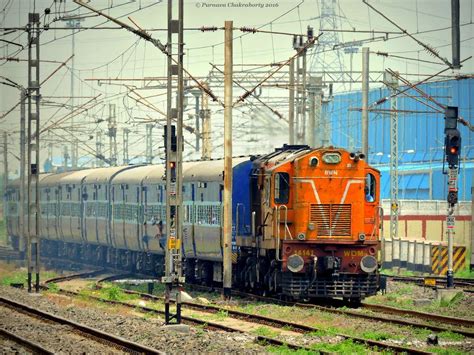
[240,27,256,33]
[200,26,218,32]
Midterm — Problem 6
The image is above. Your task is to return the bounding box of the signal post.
[163,0,185,325]
[444,106,461,288]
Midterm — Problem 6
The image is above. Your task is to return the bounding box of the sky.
[0,0,473,174]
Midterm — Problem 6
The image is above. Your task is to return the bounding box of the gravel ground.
[0,334,34,354]
[0,304,129,354]
[0,286,266,354]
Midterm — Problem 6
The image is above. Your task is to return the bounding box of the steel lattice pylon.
[385,71,399,240]
[309,0,348,91]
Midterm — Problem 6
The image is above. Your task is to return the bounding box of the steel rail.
[0,328,54,355]
[43,286,316,353]
[361,303,474,329]
[0,296,163,354]
[184,284,474,336]
[87,281,430,354]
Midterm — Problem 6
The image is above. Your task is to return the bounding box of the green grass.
[265,344,314,355]
[454,267,474,279]
[427,347,466,355]
[310,339,368,354]
[0,218,6,246]
[0,270,58,287]
[438,331,465,342]
[251,326,280,338]
[46,282,60,293]
[98,284,139,302]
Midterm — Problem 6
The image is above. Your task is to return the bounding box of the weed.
[438,331,464,342]
[427,347,465,355]
[47,282,60,293]
[310,339,368,354]
[214,309,228,320]
[252,326,280,338]
[362,331,393,341]
[265,344,313,355]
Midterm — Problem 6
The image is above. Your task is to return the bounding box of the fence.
[381,238,466,275]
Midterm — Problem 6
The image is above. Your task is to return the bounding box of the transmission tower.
[309,0,353,91]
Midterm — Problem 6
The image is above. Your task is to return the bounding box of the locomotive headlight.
[287,254,305,273]
[360,255,377,273]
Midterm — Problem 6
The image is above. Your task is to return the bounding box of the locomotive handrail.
[275,204,290,262]
[274,206,281,261]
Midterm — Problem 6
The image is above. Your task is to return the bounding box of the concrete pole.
[361,47,369,157]
[223,20,233,299]
[301,49,307,143]
[201,83,211,160]
[308,92,314,147]
[19,90,26,252]
[451,0,461,69]
[470,174,474,271]
[3,132,8,201]
[288,58,295,145]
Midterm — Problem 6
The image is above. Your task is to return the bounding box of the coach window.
[274,172,290,204]
[365,173,376,203]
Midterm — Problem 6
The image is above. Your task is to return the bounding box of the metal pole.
[96,131,103,167]
[308,89,315,147]
[201,83,211,160]
[3,132,8,204]
[194,93,200,152]
[108,104,117,166]
[361,47,369,157]
[386,71,399,240]
[223,20,233,299]
[71,25,77,169]
[288,58,295,145]
[19,90,26,253]
[123,128,130,165]
[470,174,474,271]
[164,0,185,324]
[451,0,460,69]
[27,12,41,293]
[146,124,153,164]
[447,167,458,288]
[301,49,307,143]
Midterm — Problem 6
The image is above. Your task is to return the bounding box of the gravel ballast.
[0,285,265,354]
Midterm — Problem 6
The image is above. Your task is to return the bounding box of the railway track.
[0,295,163,354]
[383,274,474,292]
[0,327,53,354]
[43,272,436,354]
[184,283,474,336]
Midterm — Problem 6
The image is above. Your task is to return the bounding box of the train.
[4,144,381,301]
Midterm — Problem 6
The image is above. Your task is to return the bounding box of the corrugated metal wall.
[327,78,473,201]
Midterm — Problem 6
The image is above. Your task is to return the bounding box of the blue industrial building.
[327,78,473,201]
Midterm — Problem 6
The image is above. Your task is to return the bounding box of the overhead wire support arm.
[362,0,453,67]
[368,56,472,109]
[235,33,323,105]
[209,63,287,122]
[73,0,220,105]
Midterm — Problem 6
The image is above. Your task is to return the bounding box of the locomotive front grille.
[310,204,351,236]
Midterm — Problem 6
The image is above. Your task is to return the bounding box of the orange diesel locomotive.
[236,145,381,301]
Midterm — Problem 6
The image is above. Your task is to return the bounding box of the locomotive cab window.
[365,173,376,203]
[274,172,290,204]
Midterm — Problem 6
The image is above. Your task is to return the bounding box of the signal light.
[169,162,176,169]
[444,106,461,169]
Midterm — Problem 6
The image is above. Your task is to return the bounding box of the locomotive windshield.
[274,172,290,204]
